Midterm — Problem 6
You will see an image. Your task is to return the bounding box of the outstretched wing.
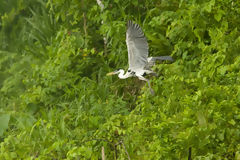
[126,20,149,70]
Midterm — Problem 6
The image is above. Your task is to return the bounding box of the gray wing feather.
[126,20,149,70]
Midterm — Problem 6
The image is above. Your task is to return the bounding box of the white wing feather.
[126,20,149,70]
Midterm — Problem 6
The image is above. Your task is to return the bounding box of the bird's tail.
[147,56,174,68]
[151,56,174,61]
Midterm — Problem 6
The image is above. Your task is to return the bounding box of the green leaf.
[204,0,215,13]
[0,114,10,136]
[228,119,236,126]
[214,9,224,22]
[196,111,207,127]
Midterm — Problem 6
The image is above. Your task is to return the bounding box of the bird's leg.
[137,75,155,95]
[147,81,155,95]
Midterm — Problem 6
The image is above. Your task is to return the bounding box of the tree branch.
[96,0,107,55]
[102,146,105,160]
[120,140,131,160]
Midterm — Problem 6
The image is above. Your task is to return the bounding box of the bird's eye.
[128,69,131,72]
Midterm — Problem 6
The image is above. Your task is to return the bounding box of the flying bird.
[107,20,173,95]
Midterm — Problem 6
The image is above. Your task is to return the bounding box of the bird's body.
[107,20,173,94]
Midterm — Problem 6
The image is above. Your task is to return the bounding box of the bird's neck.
[118,69,130,79]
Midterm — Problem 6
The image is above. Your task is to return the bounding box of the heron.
[107,20,173,95]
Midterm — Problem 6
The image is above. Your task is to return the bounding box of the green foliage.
[0,114,10,136]
[0,0,240,159]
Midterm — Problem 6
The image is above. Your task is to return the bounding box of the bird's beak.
[107,70,119,76]
[106,72,115,76]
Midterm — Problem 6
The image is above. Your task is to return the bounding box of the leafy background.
[0,0,240,159]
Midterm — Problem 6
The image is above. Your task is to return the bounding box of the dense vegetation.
[0,0,240,159]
